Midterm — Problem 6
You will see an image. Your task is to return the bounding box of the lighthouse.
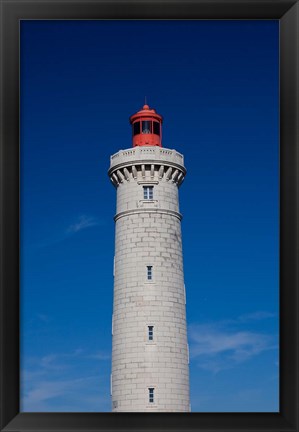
[108,104,190,412]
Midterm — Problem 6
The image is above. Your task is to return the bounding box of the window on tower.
[148,326,154,341]
[147,266,153,280]
[153,121,160,136]
[133,122,140,136]
[143,186,153,200]
[148,388,155,403]
[142,120,151,134]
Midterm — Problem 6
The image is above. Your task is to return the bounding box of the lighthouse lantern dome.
[129,103,163,147]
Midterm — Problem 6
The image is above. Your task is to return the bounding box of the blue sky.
[20,20,279,412]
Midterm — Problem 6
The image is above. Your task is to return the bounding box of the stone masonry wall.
[109,147,190,412]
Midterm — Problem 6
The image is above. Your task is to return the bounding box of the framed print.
[0,1,298,432]
[20,19,280,415]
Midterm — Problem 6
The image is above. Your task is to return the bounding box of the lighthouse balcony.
[109,146,185,170]
[109,147,186,188]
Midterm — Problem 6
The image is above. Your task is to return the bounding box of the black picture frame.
[0,1,298,431]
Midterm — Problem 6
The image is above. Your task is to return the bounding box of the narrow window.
[148,325,154,341]
[143,186,153,200]
[142,120,151,134]
[147,266,153,280]
[153,121,160,136]
[148,388,154,403]
[133,121,140,135]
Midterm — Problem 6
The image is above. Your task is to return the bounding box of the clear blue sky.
[20,20,279,412]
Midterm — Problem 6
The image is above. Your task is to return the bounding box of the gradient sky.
[20,20,279,412]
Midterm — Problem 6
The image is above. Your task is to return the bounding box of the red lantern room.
[129,104,163,147]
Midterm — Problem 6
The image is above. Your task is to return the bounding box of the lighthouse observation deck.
[109,146,185,175]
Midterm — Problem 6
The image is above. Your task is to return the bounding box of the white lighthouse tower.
[108,104,190,412]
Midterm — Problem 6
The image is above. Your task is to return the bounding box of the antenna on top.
[144,96,147,105]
